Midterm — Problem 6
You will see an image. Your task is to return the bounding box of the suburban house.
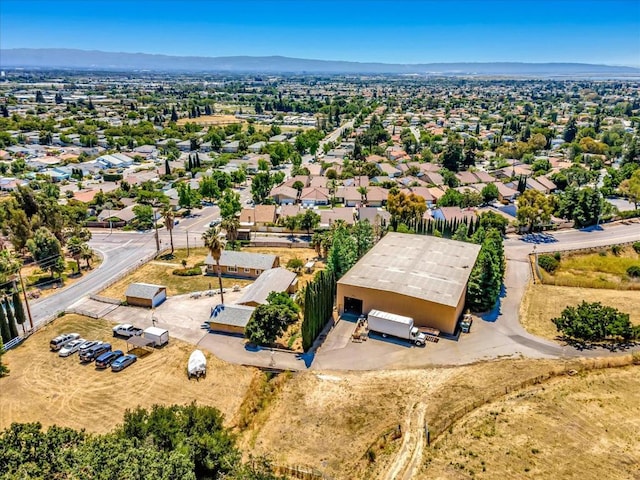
[270,185,299,205]
[239,205,277,226]
[300,187,330,207]
[221,141,239,153]
[495,182,519,203]
[236,267,298,307]
[205,250,279,279]
[125,283,167,308]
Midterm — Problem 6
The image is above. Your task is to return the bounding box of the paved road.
[320,120,354,148]
[30,231,157,326]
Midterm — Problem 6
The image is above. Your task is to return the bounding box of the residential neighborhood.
[1,32,640,480]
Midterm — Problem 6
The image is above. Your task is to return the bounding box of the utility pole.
[186,229,190,257]
[153,206,160,252]
[18,270,33,331]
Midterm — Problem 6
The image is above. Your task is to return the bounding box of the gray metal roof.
[208,305,255,328]
[337,233,481,308]
[236,268,297,306]
[205,250,277,271]
[125,283,166,299]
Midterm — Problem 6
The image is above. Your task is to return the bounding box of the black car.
[79,342,112,363]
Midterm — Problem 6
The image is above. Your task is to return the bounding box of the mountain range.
[1,48,639,76]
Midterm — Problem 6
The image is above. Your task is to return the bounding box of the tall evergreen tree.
[12,291,26,331]
[0,301,11,343]
[4,298,18,339]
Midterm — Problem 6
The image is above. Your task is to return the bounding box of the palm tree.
[80,244,93,270]
[202,227,226,304]
[162,208,175,254]
[357,186,369,206]
[66,236,84,274]
[221,217,240,243]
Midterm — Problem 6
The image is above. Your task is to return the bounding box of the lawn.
[539,245,640,290]
[99,248,252,300]
[520,282,640,340]
[0,314,256,434]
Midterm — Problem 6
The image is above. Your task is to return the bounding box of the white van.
[49,333,80,351]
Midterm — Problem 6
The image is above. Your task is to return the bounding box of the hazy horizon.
[1,0,639,67]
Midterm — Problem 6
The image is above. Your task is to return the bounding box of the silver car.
[58,338,86,357]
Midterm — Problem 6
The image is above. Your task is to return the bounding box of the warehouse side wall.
[336,284,460,334]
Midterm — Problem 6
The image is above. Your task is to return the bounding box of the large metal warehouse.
[336,233,481,334]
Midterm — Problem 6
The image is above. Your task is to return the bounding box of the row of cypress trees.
[402,215,482,239]
[301,269,336,352]
[0,291,27,343]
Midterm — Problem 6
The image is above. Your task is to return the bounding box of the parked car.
[79,343,112,363]
[58,338,86,357]
[111,354,137,372]
[209,218,222,227]
[50,333,81,351]
[112,324,143,338]
[78,340,102,353]
[95,350,124,369]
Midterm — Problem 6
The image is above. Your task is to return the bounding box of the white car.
[58,338,86,357]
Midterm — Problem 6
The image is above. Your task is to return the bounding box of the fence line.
[1,336,24,352]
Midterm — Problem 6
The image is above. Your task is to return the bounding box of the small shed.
[207,304,255,335]
[125,283,167,308]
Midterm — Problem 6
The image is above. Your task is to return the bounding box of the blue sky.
[2,0,639,66]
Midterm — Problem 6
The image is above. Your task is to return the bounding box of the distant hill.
[1,48,639,76]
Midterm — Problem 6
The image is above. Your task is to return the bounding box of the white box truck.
[143,327,169,347]
[367,309,427,346]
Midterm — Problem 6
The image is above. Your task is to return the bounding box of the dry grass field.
[420,366,640,480]
[1,315,638,480]
[520,282,640,340]
[176,114,242,126]
[0,314,256,433]
[539,245,640,290]
[238,358,639,479]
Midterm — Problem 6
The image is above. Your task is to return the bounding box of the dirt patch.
[421,366,640,480]
[520,282,640,341]
[0,314,257,433]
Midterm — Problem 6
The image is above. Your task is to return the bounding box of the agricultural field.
[520,283,640,340]
[0,314,256,433]
[538,245,640,290]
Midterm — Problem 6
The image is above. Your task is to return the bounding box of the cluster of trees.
[552,301,639,342]
[386,190,427,231]
[465,228,506,312]
[0,291,27,343]
[324,220,375,280]
[0,403,284,479]
[282,209,320,236]
[244,292,299,346]
[301,269,336,351]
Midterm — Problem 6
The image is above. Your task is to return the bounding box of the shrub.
[553,252,561,261]
[633,242,640,254]
[611,245,622,256]
[172,267,202,276]
[538,254,559,273]
[627,265,640,278]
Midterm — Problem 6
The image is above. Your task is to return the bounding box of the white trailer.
[143,327,169,347]
[367,309,427,346]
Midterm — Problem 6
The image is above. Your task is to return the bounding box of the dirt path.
[383,402,426,480]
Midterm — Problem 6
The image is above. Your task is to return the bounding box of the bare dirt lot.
[421,366,640,480]
[0,314,256,434]
[520,282,640,340]
[176,114,242,126]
